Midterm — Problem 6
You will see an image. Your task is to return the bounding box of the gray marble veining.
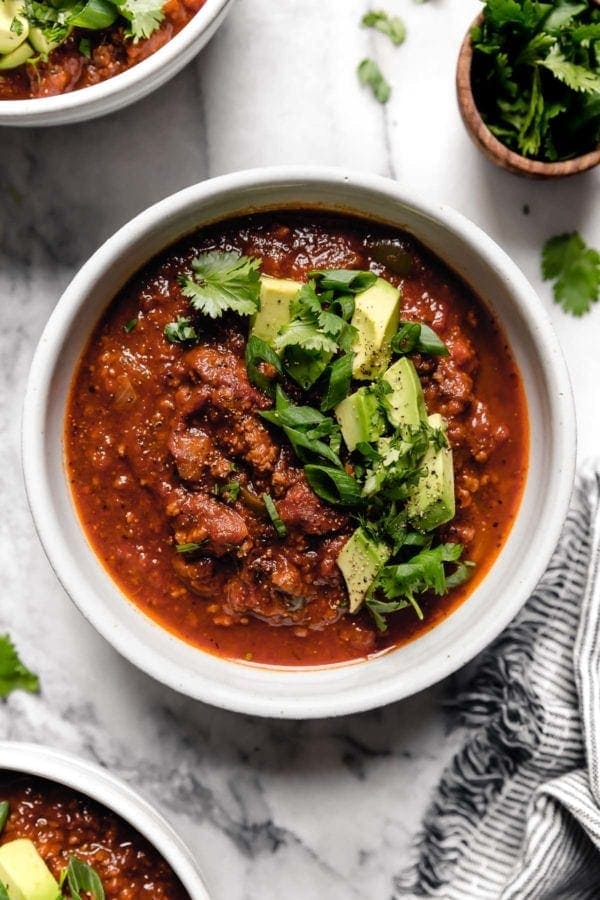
[1,0,599,898]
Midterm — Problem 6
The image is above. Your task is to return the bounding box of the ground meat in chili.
[0,773,188,898]
[0,0,205,100]
[65,212,529,666]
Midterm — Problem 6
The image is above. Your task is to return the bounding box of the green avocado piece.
[382,357,427,428]
[406,413,455,531]
[250,276,302,346]
[0,0,29,55]
[350,277,401,380]
[0,839,60,900]
[335,386,385,452]
[337,527,391,612]
[0,40,33,69]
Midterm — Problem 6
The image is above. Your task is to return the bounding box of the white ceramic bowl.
[0,741,210,897]
[0,0,234,126]
[22,167,576,718]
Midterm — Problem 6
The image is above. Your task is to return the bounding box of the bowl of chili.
[0,0,233,125]
[22,167,576,718]
[0,741,209,897]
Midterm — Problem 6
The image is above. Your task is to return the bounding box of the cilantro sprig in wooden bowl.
[456,0,600,178]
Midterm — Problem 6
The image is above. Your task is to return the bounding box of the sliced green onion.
[304,464,363,507]
[320,352,354,411]
[123,317,137,333]
[69,0,118,30]
[245,334,283,396]
[0,801,9,834]
[262,493,287,537]
[175,542,204,554]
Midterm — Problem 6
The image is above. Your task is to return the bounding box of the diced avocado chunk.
[406,413,455,531]
[382,357,427,428]
[0,0,29,55]
[250,276,302,346]
[335,386,385,452]
[0,839,60,900]
[351,277,401,380]
[0,40,33,70]
[337,527,391,612]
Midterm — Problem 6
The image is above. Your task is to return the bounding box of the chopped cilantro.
[179,250,261,319]
[0,634,39,698]
[164,316,198,343]
[362,9,406,46]
[116,0,165,40]
[10,17,24,35]
[542,231,600,316]
[357,57,392,103]
[472,0,600,161]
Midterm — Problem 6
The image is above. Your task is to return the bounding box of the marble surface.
[1,0,599,898]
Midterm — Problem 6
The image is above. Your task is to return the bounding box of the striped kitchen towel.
[396,467,600,900]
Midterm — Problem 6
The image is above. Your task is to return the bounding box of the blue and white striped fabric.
[396,468,600,899]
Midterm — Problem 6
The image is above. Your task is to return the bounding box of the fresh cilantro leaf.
[358,58,391,103]
[61,857,105,900]
[362,9,406,45]
[542,232,600,316]
[310,270,376,293]
[541,45,600,94]
[0,635,39,698]
[164,316,198,343]
[472,0,600,161]
[368,543,467,631]
[219,481,240,503]
[179,250,261,319]
[116,0,165,40]
[10,17,24,35]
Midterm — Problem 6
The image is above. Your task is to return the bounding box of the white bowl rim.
[22,165,577,718]
[0,0,233,123]
[0,740,210,897]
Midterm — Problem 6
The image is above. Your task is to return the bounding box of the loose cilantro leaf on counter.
[542,232,600,315]
[471,0,600,161]
[180,251,261,319]
[357,58,391,103]
[164,316,198,343]
[117,0,164,40]
[362,9,406,46]
[0,635,39,699]
[61,857,105,900]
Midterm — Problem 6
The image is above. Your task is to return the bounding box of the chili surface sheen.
[65,212,529,666]
[0,773,188,898]
[0,0,205,100]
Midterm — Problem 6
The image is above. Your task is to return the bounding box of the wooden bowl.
[456,16,600,179]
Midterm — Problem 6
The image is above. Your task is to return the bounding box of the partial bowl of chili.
[0,0,233,125]
[0,741,209,897]
[22,167,576,718]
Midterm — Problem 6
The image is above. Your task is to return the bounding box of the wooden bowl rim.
[456,14,600,177]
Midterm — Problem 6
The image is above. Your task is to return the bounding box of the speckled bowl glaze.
[0,741,210,897]
[22,167,576,718]
[0,0,234,126]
